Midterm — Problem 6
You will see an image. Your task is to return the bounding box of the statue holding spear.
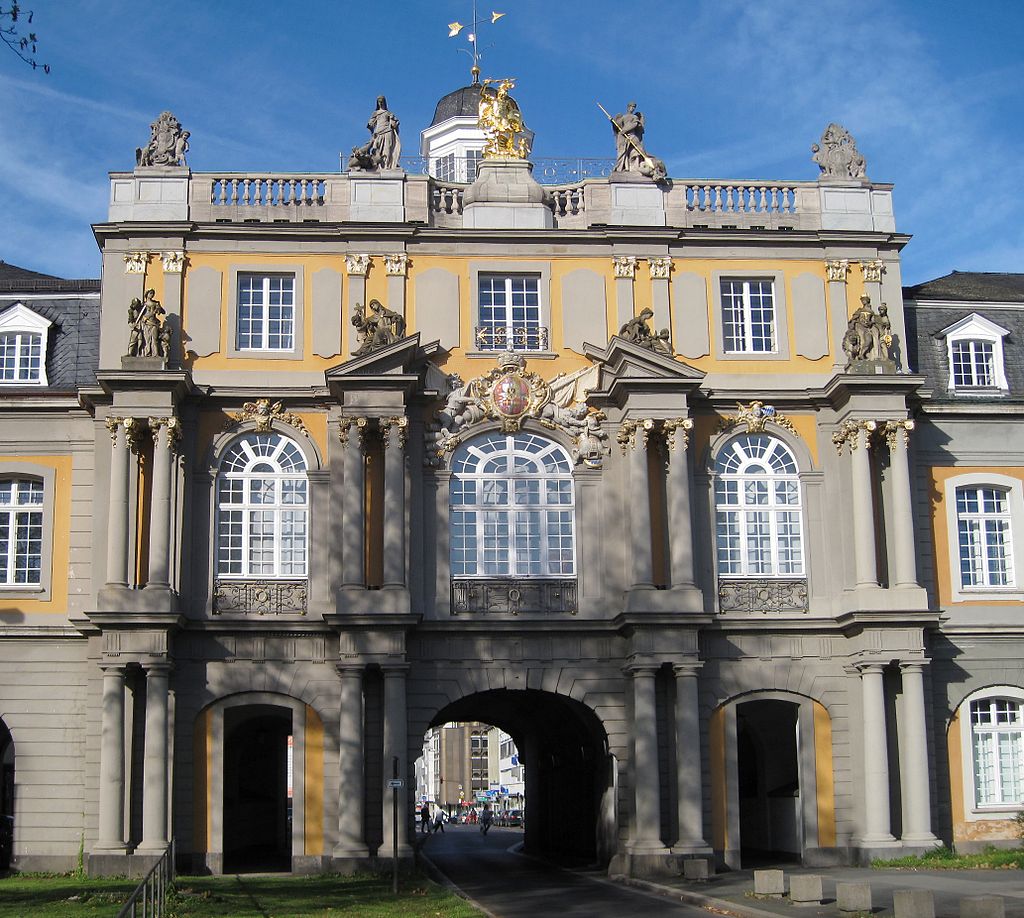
[597,101,667,182]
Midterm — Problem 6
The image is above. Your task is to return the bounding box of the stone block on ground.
[789,874,823,904]
[753,868,785,896]
[682,857,710,880]
[894,888,935,918]
[836,881,872,913]
[961,896,1006,918]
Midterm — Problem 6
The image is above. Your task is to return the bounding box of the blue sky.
[1,0,1021,284]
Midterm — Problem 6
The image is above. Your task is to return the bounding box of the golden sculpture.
[479,77,529,159]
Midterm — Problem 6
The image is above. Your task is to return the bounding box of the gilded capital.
[149,416,182,449]
[381,416,408,449]
[338,415,369,446]
[612,256,638,279]
[345,254,371,277]
[617,418,654,451]
[831,418,877,455]
[860,259,885,283]
[882,418,915,449]
[825,259,849,283]
[123,252,148,274]
[648,256,673,280]
[383,253,408,277]
[161,251,185,273]
[663,417,694,449]
[105,416,122,442]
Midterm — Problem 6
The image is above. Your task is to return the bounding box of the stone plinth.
[463,158,553,229]
[894,889,935,918]
[849,358,897,376]
[753,868,785,897]
[789,874,823,905]
[348,171,406,222]
[109,168,190,222]
[682,857,711,881]
[609,173,666,226]
[836,881,872,912]
[818,180,895,232]
[961,896,1006,918]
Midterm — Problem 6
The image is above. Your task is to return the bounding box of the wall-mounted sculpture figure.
[618,307,672,354]
[351,298,407,355]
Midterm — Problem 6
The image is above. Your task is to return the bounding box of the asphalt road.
[420,825,711,918]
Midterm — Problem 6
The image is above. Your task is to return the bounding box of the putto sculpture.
[478,77,530,159]
[842,294,893,370]
[136,111,189,168]
[600,100,667,182]
[618,308,672,355]
[351,299,407,355]
[126,289,171,360]
[348,96,402,171]
[812,122,867,181]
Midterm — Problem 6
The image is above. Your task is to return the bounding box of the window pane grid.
[956,486,1014,588]
[236,274,295,351]
[477,274,544,352]
[0,332,43,382]
[0,479,44,585]
[721,279,776,353]
[971,698,1024,806]
[952,340,995,387]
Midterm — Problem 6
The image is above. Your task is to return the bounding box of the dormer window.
[0,303,52,386]
[940,313,1010,392]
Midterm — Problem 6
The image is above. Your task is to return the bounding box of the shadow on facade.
[429,689,614,866]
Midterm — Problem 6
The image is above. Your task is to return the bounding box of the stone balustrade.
[108,169,895,233]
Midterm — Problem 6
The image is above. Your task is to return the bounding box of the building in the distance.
[0,80,1021,879]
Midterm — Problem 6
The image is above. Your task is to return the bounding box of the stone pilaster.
[139,662,172,851]
[626,664,668,855]
[671,663,710,853]
[334,664,368,859]
[384,254,408,322]
[144,417,180,594]
[381,663,412,857]
[619,420,655,590]
[856,663,896,846]
[339,417,368,589]
[345,255,371,355]
[381,418,407,589]
[613,256,637,330]
[664,418,696,591]
[884,420,919,588]
[826,259,850,371]
[898,662,940,846]
[95,664,128,853]
[649,256,672,338]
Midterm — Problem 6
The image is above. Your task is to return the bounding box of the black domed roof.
[430,84,483,125]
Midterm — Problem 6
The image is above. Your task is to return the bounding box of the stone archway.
[0,719,13,870]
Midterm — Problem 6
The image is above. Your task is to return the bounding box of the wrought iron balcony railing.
[452,578,578,615]
[474,325,549,352]
[717,578,808,614]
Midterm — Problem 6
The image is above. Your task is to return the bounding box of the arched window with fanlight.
[449,432,575,581]
[215,432,309,578]
[714,434,804,579]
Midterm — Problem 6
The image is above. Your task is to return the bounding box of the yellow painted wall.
[709,705,727,851]
[193,708,212,853]
[0,455,72,614]
[304,705,324,855]
[928,466,1024,605]
[813,700,836,848]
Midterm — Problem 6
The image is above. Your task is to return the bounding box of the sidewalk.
[622,865,1024,918]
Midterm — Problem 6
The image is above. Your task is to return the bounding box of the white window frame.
[713,434,805,578]
[226,266,304,360]
[449,432,576,579]
[944,472,1024,602]
[0,463,55,598]
[215,433,310,579]
[958,686,1024,818]
[469,261,553,357]
[711,271,790,360]
[941,313,1009,392]
[0,302,51,386]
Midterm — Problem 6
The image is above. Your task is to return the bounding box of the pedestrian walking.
[420,804,430,834]
[432,807,446,834]
[480,804,493,835]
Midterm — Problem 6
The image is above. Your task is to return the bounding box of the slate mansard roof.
[430,83,483,125]
[0,261,101,392]
[904,271,1024,402]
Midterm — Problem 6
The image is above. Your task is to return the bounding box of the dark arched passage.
[430,689,613,865]
[0,719,13,870]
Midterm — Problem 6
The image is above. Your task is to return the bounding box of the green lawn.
[0,872,483,918]
[872,845,1024,870]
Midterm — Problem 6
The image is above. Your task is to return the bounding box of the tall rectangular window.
[0,332,43,383]
[236,274,295,351]
[476,274,545,352]
[0,479,44,585]
[957,486,1014,588]
[720,279,776,354]
[951,340,995,388]
[971,698,1023,806]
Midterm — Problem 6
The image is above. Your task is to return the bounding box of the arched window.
[216,433,308,578]
[968,694,1023,808]
[0,478,44,584]
[714,434,803,577]
[450,432,575,578]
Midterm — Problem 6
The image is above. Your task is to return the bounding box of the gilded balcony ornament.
[832,419,876,455]
[649,256,673,280]
[161,251,185,273]
[825,259,849,283]
[338,415,368,446]
[860,259,885,283]
[612,255,638,279]
[383,253,408,277]
[123,252,148,274]
[882,418,915,449]
[226,399,309,435]
[479,77,530,159]
[345,254,371,277]
[663,417,694,449]
[717,401,797,436]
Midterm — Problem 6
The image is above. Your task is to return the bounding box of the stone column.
[381,418,407,589]
[334,664,367,858]
[664,419,696,589]
[850,422,879,588]
[627,664,667,854]
[885,421,919,589]
[96,664,128,853]
[146,418,179,591]
[340,418,367,588]
[857,663,895,844]
[139,662,172,851]
[898,662,939,844]
[671,663,708,852]
[381,663,411,856]
[623,421,654,590]
[104,418,135,589]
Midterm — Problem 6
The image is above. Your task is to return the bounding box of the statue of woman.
[367,96,401,170]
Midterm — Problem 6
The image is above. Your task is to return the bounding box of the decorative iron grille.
[452,578,578,615]
[213,579,308,615]
[718,579,808,613]
[474,325,549,352]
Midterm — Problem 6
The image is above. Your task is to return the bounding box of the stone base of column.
[87,850,129,876]
[612,847,677,879]
[840,584,930,613]
[136,584,178,613]
[670,840,712,856]
[900,833,941,848]
[852,836,900,865]
[135,841,170,854]
[96,584,133,611]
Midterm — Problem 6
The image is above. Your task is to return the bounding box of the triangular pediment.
[0,301,53,332]
[325,334,442,399]
[581,335,704,406]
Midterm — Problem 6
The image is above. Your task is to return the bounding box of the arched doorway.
[0,719,12,870]
[421,689,614,865]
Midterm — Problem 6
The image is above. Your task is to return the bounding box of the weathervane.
[448,2,506,84]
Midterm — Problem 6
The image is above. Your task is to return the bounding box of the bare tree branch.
[0,3,50,73]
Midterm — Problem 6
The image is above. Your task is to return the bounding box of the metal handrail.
[116,839,175,918]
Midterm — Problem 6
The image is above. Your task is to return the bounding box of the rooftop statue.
[126,289,171,360]
[812,122,867,181]
[478,77,530,159]
[351,298,407,355]
[842,294,893,370]
[601,101,667,182]
[618,308,672,355]
[349,96,402,171]
[136,111,189,168]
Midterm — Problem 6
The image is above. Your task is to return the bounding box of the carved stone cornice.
[832,419,876,455]
[381,416,408,449]
[338,415,369,446]
[148,416,182,450]
[612,255,638,279]
[383,253,408,277]
[825,259,849,283]
[860,260,885,283]
[717,401,798,436]
[649,256,673,280]
[662,417,694,449]
[124,252,148,274]
[881,418,915,449]
[161,251,185,273]
[617,418,654,451]
[225,398,309,435]
[345,253,371,277]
